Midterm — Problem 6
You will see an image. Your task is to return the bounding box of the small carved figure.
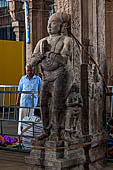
[31,12,73,140]
[65,84,83,139]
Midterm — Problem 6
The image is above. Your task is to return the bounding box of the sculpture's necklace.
[42,36,63,67]
[48,35,62,52]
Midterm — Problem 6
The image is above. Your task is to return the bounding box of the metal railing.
[0,85,18,120]
[106,86,113,162]
[0,85,42,152]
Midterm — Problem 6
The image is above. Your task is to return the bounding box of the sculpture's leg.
[39,80,51,139]
[51,73,67,140]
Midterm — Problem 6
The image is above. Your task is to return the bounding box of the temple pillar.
[25,0,107,170]
[7,0,25,41]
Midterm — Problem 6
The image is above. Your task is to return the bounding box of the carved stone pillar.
[105,0,113,84]
[80,0,107,169]
[7,0,25,42]
[55,0,71,14]
[25,0,107,170]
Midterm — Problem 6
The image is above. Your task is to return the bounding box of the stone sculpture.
[65,84,83,139]
[31,12,74,140]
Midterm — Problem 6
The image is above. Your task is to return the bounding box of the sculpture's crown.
[49,12,70,24]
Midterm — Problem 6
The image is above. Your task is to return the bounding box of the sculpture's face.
[47,17,62,35]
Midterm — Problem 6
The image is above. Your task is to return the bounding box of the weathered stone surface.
[89,161,105,170]
[26,0,107,169]
[55,0,71,14]
[89,145,105,163]
[71,0,81,85]
[65,84,83,139]
[31,12,74,140]
[105,0,113,84]
[26,139,86,170]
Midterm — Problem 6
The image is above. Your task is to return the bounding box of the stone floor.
[0,111,30,170]
[102,163,113,170]
[0,150,29,170]
[0,150,113,170]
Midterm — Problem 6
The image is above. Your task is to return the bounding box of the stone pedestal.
[25,131,107,170]
[25,139,86,170]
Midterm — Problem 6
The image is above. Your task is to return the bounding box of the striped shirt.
[21,115,43,149]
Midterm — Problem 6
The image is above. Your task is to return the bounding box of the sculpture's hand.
[55,54,68,65]
[41,40,50,54]
[45,52,68,65]
[38,54,46,61]
[31,53,46,66]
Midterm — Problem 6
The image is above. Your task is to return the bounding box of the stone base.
[25,135,106,170]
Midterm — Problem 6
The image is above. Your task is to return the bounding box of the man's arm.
[16,77,23,106]
[38,77,42,106]
[16,93,21,106]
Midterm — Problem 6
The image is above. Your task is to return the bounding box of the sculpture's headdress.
[49,12,70,35]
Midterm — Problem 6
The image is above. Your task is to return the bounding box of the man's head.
[26,64,35,79]
[47,12,70,35]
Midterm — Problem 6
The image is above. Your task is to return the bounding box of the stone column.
[25,0,107,170]
[55,0,71,14]
[7,0,25,42]
[105,0,113,84]
[81,0,107,169]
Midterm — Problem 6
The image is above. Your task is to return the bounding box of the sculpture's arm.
[31,40,45,66]
[57,37,72,65]
[61,37,72,55]
[31,53,45,66]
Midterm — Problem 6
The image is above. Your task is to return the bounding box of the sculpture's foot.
[36,132,49,140]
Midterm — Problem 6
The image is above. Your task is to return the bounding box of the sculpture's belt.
[43,66,65,82]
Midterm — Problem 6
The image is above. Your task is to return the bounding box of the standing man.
[16,64,41,135]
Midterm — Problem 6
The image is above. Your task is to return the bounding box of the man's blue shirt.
[18,75,41,107]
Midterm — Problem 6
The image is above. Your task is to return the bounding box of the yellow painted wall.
[0,40,25,85]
